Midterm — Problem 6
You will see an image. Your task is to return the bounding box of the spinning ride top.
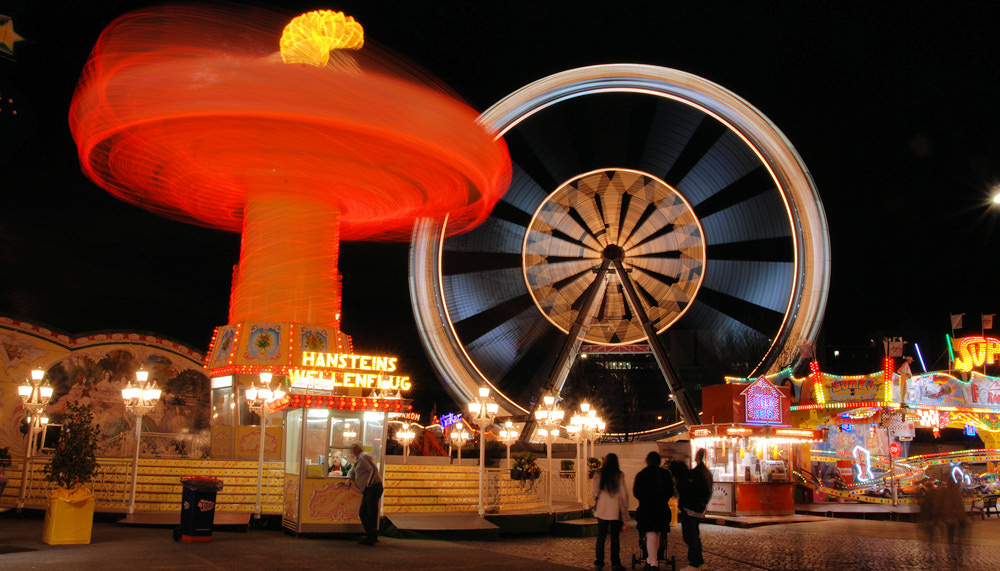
[68,4,511,372]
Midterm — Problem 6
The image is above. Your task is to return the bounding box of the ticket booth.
[280,399,402,534]
[274,352,411,534]
[692,378,823,516]
[204,322,413,531]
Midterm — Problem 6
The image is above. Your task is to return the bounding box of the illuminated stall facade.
[206,323,411,534]
[737,336,1000,497]
[690,378,823,516]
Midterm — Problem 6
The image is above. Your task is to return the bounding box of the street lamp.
[534,394,564,513]
[394,424,416,465]
[245,371,285,518]
[450,422,470,464]
[17,367,52,507]
[499,420,519,467]
[566,418,584,505]
[468,387,499,516]
[122,368,161,516]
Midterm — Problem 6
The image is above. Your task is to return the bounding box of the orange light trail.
[69,4,510,326]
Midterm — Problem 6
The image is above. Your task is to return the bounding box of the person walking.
[350,442,383,546]
[591,452,629,571]
[670,448,713,571]
[633,451,674,570]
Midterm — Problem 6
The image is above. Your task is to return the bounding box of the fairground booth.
[690,377,824,516]
[784,336,1000,501]
[206,321,411,534]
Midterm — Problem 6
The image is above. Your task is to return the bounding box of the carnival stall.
[206,320,412,533]
[691,378,824,516]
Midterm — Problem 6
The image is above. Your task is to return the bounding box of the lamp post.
[566,419,584,505]
[535,394,564,513]
[468,387,499,516]
[571,402,603,507]
[122,368,161,516]
[245,372,284,518]
[394,424,416,464]
[450,422,470,464]
[17,367,52,508]
[499,421,519,467]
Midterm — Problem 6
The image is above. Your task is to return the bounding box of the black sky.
[3,1,1000,410]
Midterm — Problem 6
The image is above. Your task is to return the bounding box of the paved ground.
[2,510,999,570]
[456,518,1000,570]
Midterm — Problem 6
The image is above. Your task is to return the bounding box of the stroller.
[630,522,675,570]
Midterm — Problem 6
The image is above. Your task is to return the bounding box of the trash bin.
[174,476,223,543]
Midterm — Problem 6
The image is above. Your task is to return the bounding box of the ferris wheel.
[410,64,830,423]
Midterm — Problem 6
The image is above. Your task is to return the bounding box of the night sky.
[3,1,1000,413]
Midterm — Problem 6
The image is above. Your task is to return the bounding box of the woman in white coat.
[590,453,629,570]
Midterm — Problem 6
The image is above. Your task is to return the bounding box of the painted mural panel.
[1,318,212,459]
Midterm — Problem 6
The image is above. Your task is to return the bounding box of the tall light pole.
[535,394,564,513]
[566,418,584,505]
[245,372,284,518]
[17,367,52,508]
[499,421,519,467]
[571,402,603,508]
[394,424,416,464]
[468,387,499,516]
[450,422,470,464]
[122,368,161,516]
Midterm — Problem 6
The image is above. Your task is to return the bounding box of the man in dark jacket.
[670,448,713,571]
[633,451,674,570]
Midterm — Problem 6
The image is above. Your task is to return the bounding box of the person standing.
[897,355,913,401]
[670,448,713,571]
[350,442,383,546]
[633,451,674,570]
[591,452,629,571]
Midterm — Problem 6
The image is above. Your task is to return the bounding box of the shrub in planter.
[45,401,100,490]
[587,457,602,478]
[510,452,541,480]
[42,401,100,545]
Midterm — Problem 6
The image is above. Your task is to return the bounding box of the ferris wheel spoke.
[621,202,659,245]
[706,237,794,263]
[693,288,785,336]
[497,327,565,402]
[490,199,534,228]
[565,206,606,243]
[629,224,677,250]
[503,130,561,193]
[663,115,728,186]
[632,250,683,260]
[452,293,537,345]
[692,166,775,218]
[441,251,523,274]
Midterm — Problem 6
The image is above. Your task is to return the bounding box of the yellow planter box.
[42,488,95,545]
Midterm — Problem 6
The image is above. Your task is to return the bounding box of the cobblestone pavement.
[454,518,1000,570]
[3,511,998,570]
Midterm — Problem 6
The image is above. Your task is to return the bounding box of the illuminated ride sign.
[742,378,785,424]
[287,351,411,392]
[954,335,1000,372]
[829,377,878,401]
